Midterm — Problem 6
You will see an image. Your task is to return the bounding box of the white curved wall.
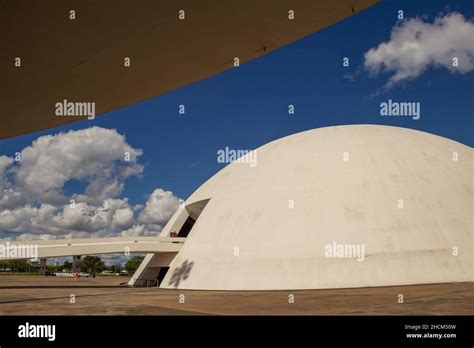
[159,125,472,290]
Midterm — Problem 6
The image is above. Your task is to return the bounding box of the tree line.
[0,255,145,275]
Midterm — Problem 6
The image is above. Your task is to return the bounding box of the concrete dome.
[142,125,473,290]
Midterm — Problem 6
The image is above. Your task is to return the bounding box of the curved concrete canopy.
[147,125,472,290]
[0,0,379,139]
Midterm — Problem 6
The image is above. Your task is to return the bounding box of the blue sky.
[1,0,473,228]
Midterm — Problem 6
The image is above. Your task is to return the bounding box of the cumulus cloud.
[364,12,474,87]
[121,224,146,237]
[13,126,142,205]
[0,156,14,190]
[0,127,181,240]
[138,189,181,225]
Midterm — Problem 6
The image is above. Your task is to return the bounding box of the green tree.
[62,260,73,271]
[125,256,145,272]
[0,259,30,272]
[79,256,105,275]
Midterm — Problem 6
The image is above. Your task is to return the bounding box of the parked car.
[78,272,90,278]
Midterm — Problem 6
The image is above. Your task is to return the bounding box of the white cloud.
[0,127,181,240]
[5,126,143,207]
[138,188,181,225]
[121,224,146,237]
[112,207,134,228]
[0,155,13,177]
[364,12,474,87]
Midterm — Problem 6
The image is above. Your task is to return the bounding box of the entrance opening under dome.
[151,199,209,287]
[157,266,169,286]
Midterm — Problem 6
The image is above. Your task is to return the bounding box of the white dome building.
[131,125,473,290]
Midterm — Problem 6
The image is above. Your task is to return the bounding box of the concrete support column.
[39,258,47,275]
[72,255,81,273]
